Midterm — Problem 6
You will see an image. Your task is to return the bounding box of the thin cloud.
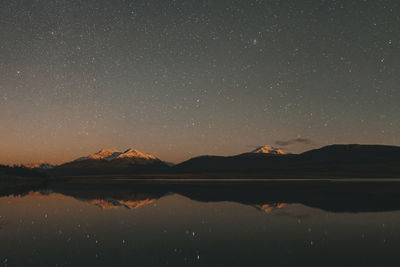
[275,138,313,147]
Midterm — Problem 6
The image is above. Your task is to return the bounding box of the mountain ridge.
[50,147,168,175]
[2,144,400,178]
[171,144,400,178]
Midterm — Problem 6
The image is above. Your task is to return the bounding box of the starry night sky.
[0,0,399,164]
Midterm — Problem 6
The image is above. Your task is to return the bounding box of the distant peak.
[250,145,287,155]
[23,161,56,169]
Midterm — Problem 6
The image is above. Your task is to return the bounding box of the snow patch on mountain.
[116,148,157,160]
[88,149,121,160]
[250,145,287,155]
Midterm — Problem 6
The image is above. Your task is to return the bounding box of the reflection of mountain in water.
[255,203,288,213]
[88,198,157,210]
[0,218,5,230]
[3,180,400,213]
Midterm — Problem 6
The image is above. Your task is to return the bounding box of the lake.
[1,179,400,266]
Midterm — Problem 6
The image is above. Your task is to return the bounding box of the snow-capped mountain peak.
[117,148,157,160]
[250,145,287,155]
[87,149,121,161]
[75,148,159,162]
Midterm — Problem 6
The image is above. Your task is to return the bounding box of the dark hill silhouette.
[51,159,169,176]
[172,144,400,178]
[0,164,44,178]
[26,144,400,178]
[299,144,400,163]
[173,153,295,173]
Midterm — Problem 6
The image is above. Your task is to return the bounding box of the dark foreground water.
[1,180,400,266]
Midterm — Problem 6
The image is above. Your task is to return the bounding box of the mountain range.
[6,144,400,178]
[50,148,169,175]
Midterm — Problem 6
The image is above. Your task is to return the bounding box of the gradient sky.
[0,0,399,165]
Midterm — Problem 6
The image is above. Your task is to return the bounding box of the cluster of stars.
[0,0,399,164]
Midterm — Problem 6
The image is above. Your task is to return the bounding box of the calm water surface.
[1,182,400,266]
